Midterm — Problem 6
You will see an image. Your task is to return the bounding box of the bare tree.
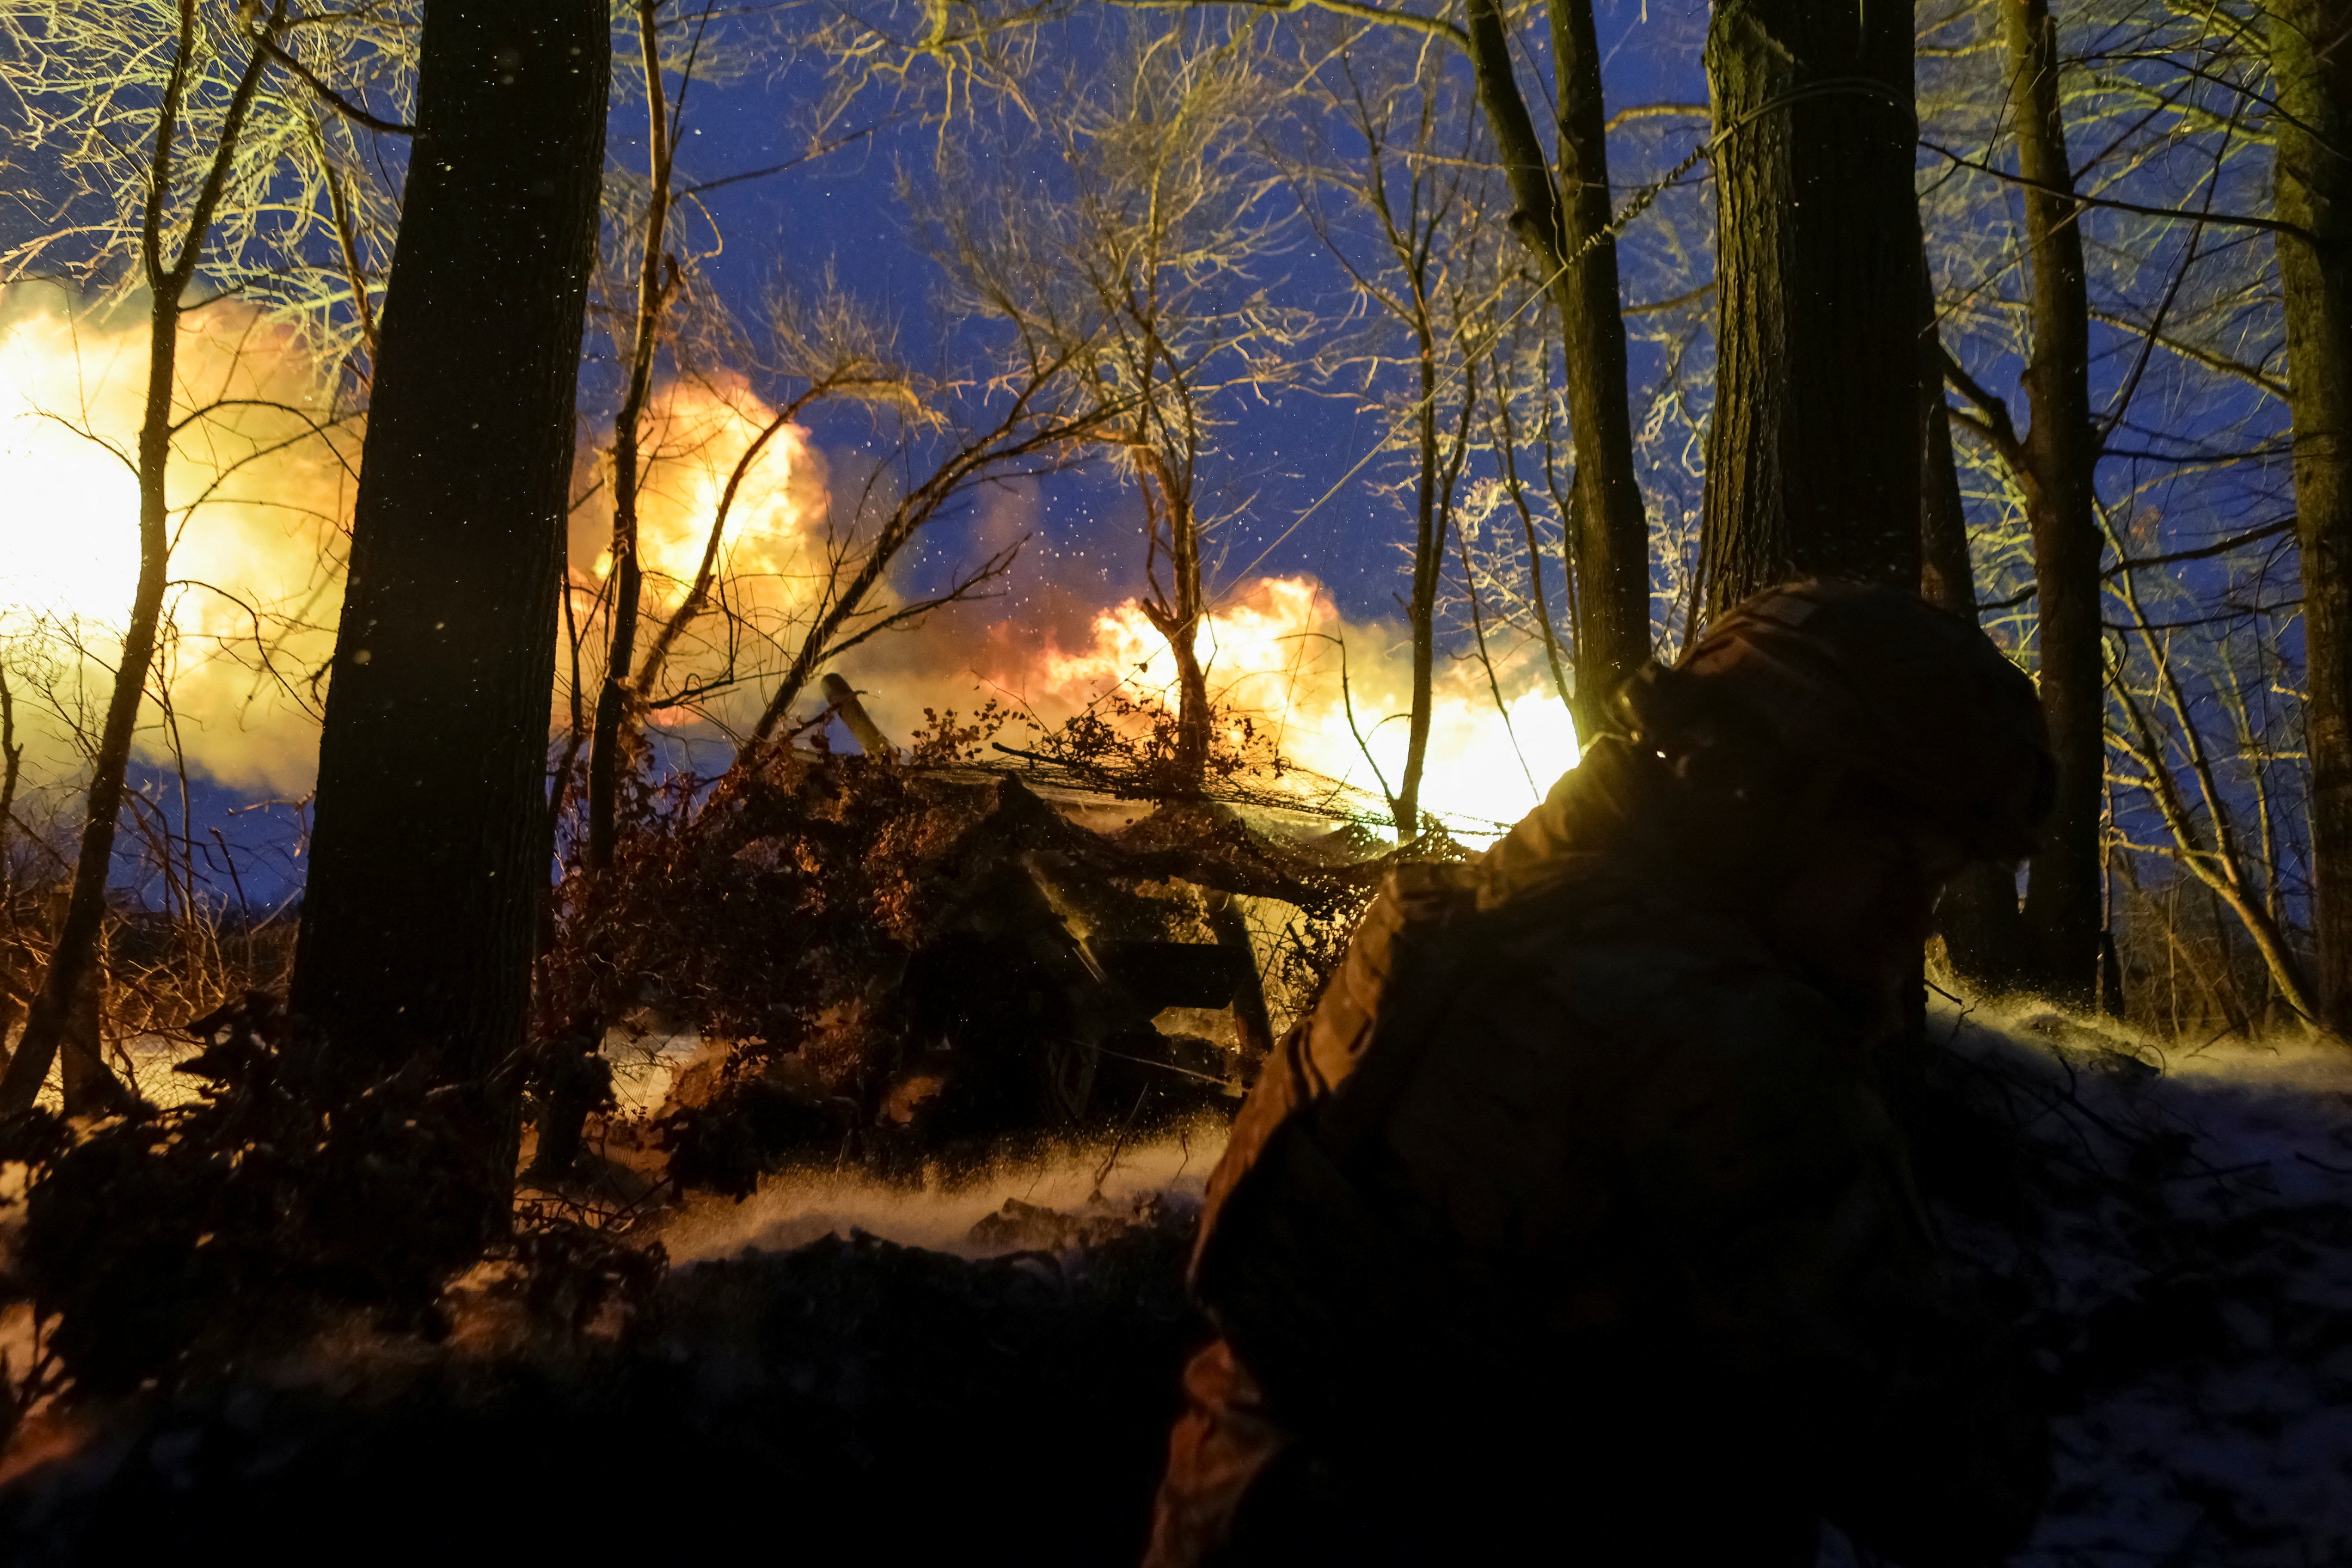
[584,0,689,873]
[1918,227,2033,992]
[0,0,412,1110]
[1920,0,2294,1015]
[1997,0,2104,1008]
[627,288,928,720]
[935,15,1300,794]
[1217,0,1661,722]
[582,0,765,872]
[1459,0,1650,724]
[2106,550,2319,1021]
[1286,38,1520,832]
[731,386,1093,762]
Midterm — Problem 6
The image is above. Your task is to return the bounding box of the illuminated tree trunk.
[1137,450,1213,793]
[0,6,286,1112]
[2266,0,2352,1037]
[1697,0,1924,615]
[1463,0,1647,736]
[587,0,674,873]
[2002,0,2104,1009]
[291,0,608,1179]
[1393,310,1444,836]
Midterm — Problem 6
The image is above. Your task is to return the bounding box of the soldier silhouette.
[1147,580,2055,1568]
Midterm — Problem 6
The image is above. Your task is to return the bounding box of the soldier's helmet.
[1615,579,2054,861]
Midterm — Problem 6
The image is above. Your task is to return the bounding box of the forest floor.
[1,1003,2349,1565]
[1896,1002,2352,1568]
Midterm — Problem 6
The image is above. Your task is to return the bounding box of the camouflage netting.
[534,735,1408,1198]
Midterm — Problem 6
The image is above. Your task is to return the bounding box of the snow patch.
[655,1122,1227,1262]
[1920,1000,2352,1568]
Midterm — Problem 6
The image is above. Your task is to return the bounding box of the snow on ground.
[36,994,2352,1564]
[40,1033,204,1110]
[643,999,2352,1565]
[597,1024,704,1116]
[46,1022,705,1115]
[654,1122,1227,1261]
[1857,1002,2352,1568]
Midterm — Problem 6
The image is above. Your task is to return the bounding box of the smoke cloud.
[1,285,1576,839]
[0,286,355,797]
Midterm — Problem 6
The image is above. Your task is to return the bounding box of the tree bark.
[1136,449,1212,793]
[58,920,110,1118]
[1463,0,1647,737]
[587,0,673,873]
[0,6,285,1112]
[2002,0,2104,1008]
[2266,0,2352,1037]
[290,0,608,1171]
[1919,277,1978,619]
[1697,0,1924,616]
[1920,240,2030,992]
[1392,309,1443,836]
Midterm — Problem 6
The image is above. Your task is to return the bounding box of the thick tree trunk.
[1697,0,1924,616]
[1463,0,1648,737]
[291,0,608,1177]
[2266,0,2352,1038]
[1920,243,2030,993]
[2002,0,2104,1008]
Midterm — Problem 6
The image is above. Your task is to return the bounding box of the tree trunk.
[1392,318,1443,836]
[1920,240,2030,993]
[0,8,283,1112]
[1697,0,1923,616]
[2002,0,2104,1008]
[1919,279,1978,619]
[2266,0,2352,1038]
[290,0,609,1182]
[586,0,673,873]
[1463,0,1648,737]
[58,919,110,1118]
[1543,0,1649,730]
[1136,450,1212,793]
[1164,600,1212,790]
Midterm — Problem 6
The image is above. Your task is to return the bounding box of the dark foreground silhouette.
[0,1202,1200,1566]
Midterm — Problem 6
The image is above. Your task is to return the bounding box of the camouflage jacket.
[1191,736,2047,1566]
